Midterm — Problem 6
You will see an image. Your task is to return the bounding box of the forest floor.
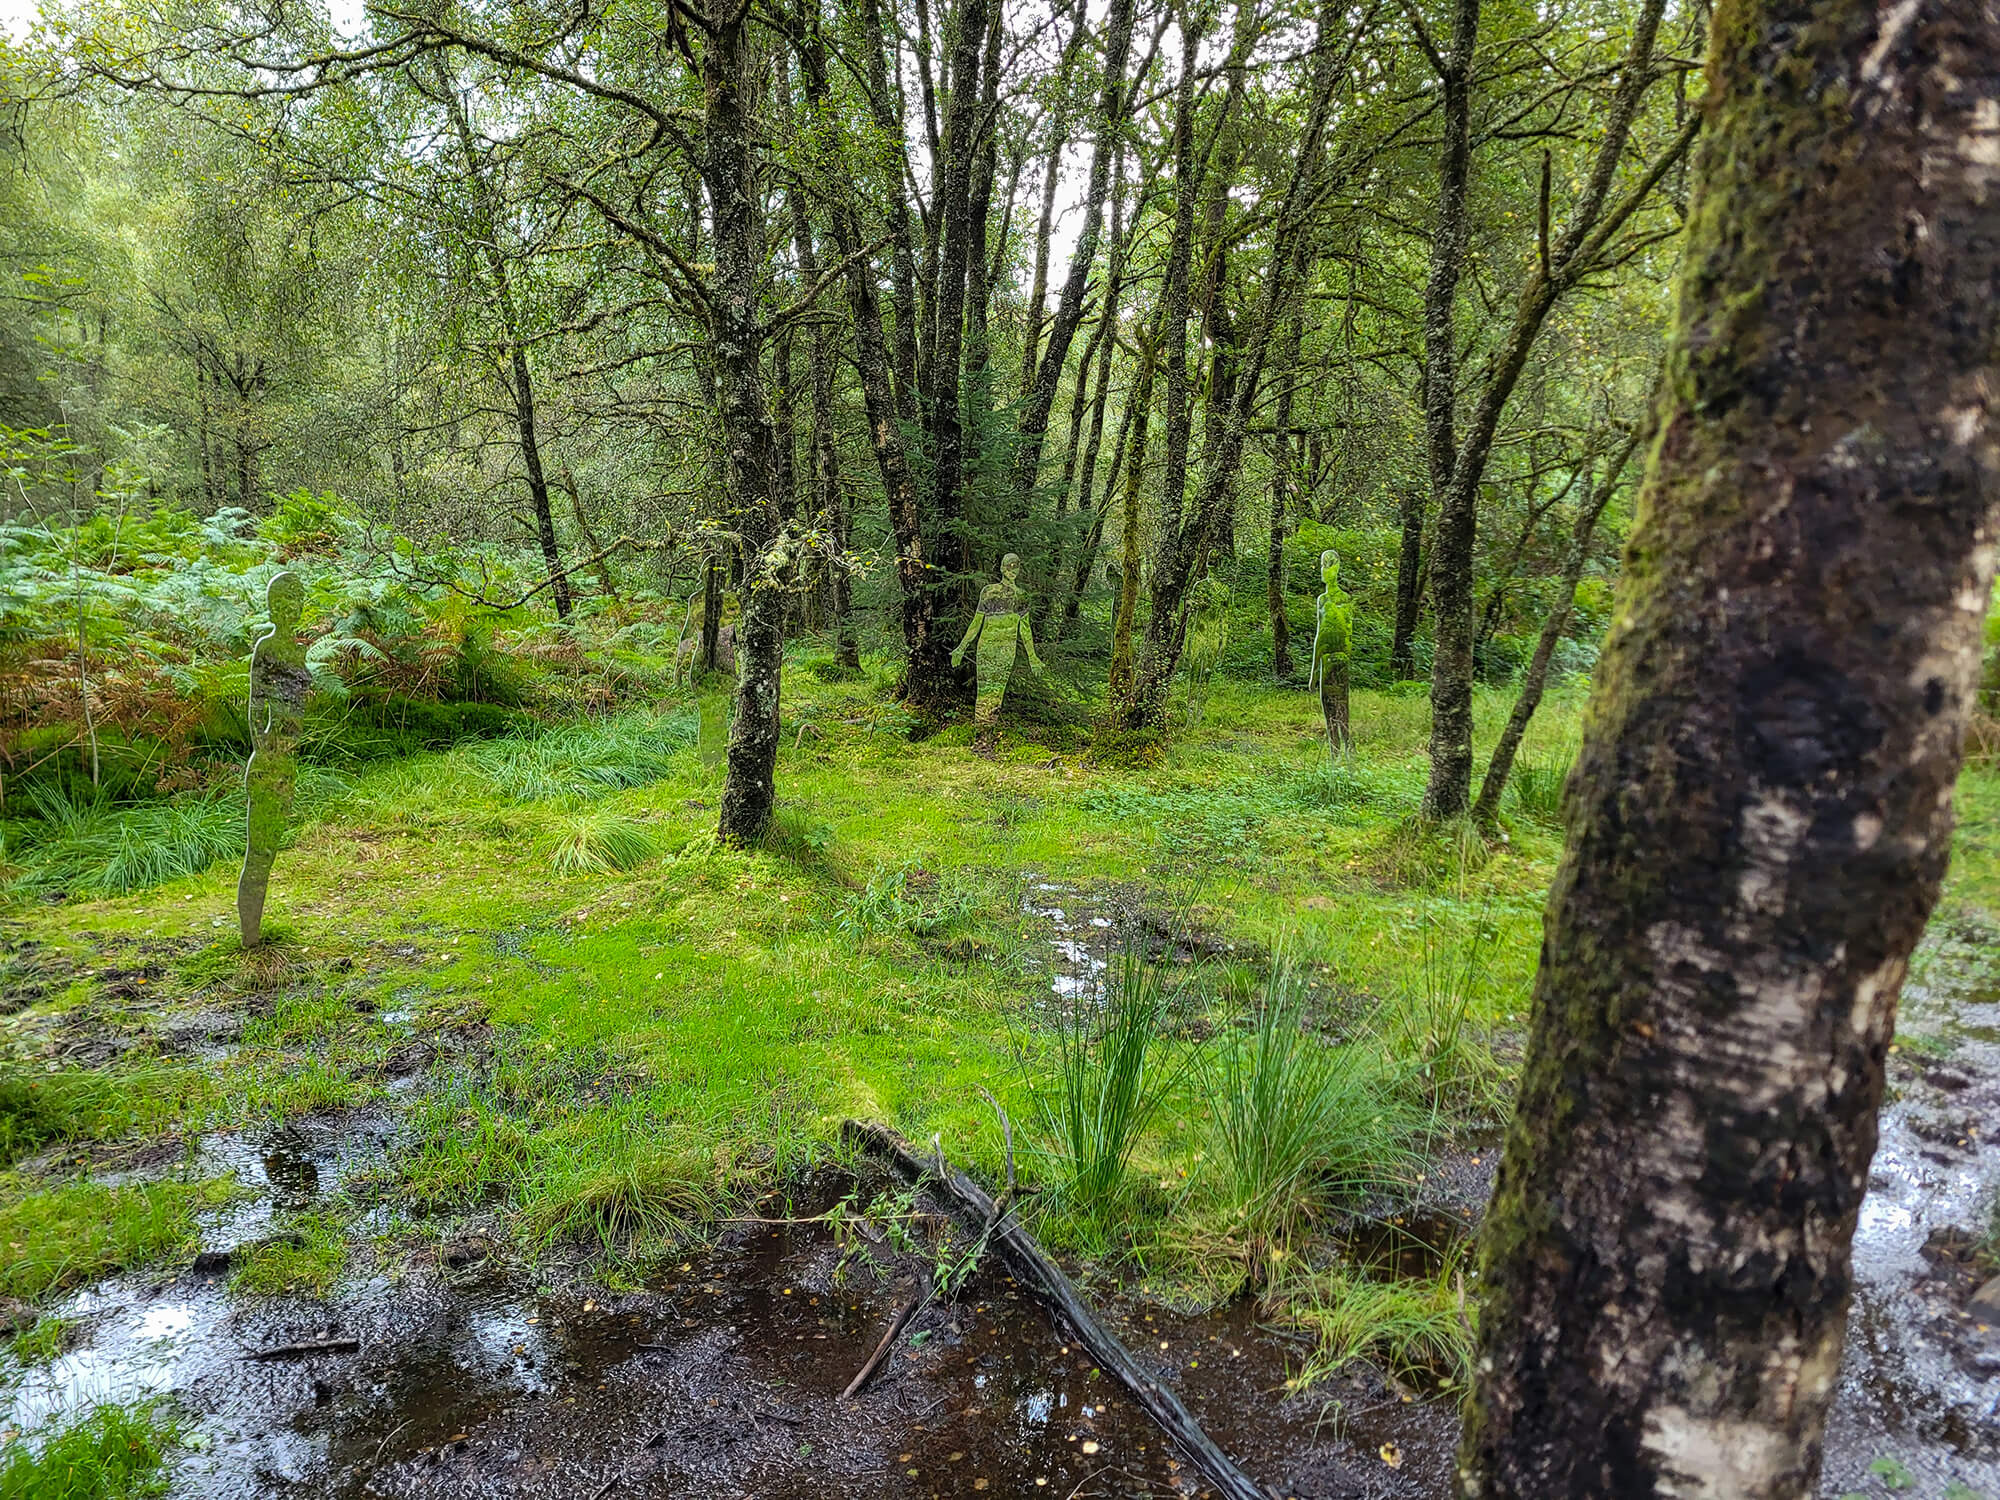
[2,665,1997,1497]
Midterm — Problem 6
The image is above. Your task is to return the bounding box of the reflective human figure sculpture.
[1306,549,1352,751]
[238,572,310,949]
[952,553,1046,749]
[1181,574,1233,727]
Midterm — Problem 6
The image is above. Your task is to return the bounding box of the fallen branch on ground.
[243,1336,360,1360]
[842,1118,1276,1500]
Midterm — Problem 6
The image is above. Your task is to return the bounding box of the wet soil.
[1816,934,2000,1496]
[3,1177,1452,1499]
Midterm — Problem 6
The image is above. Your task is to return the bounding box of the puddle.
[1817,932,2000,1497]
[1,1181,1451,1498]
[1021,879,1114,1007]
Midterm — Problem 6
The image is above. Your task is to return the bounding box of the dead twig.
[243,1336,360,1360]
[843,1119,1278,1500]
[839,1271,932,1401]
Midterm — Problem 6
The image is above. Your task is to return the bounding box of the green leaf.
[1868,1455,1914,1491]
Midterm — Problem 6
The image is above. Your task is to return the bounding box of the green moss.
[230,1212,350,1296]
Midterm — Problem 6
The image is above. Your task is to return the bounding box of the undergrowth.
[0,1401,180,1500]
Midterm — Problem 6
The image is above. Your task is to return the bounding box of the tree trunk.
[1118,0,1349,728]
[510,343,573,620]
[700,552,724,674]
[704,0,788,845]
[1458,0,2000,1488]
[1008,0,1138,498]
[1414,0,1480,791]
[1268,283,1306,680]
[795,17,935,686]
[1105,350,1156,705]
[860,0,921,420]
[1422,0,1678,818]
[1469,426,1639,826]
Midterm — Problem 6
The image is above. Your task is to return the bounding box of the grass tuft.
[1508,753,1572,826]
[1273,1259,1476,1391]
[1202,961,1422,1269]
[465,709,692,802]
[0,1177,235,1300]
[544,808,662,875]
[4,784,242,900]
[0,1401,180,1500]
[230,1211,351,1296]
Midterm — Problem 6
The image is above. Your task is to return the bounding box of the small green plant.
[0,1401,180,1500]
[1274,1257,1475,1390]
[544,808,661,874]
[1380,909,1505,1117]
[1202,962,1422,1270]
[834,862,984,941]
[230,1212,350,1296]
[1031,949,1182,1231]
[7,1313,75,1365]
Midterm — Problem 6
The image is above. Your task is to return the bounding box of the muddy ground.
[3,900,1998,1497]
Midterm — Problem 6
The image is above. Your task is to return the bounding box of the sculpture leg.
[1319,659,1350,753]
[974,630,1018,751]
[239,756,294,950]
[238,846,274,949]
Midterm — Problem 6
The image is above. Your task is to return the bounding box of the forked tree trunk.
[1459,0,2000,1489]
[1469,425,1639,826]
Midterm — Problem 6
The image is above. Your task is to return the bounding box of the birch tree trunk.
[1459,0,2000,1487]
[704,0,788,845]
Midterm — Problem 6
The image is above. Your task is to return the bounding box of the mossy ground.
[4,654,1997,1393]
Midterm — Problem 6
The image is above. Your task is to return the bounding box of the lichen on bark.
[1457,0,2000,1490]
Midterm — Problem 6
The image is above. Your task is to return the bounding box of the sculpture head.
[1319,549,1341,588]
[1000,553,1021,584]
[266,571,304,630]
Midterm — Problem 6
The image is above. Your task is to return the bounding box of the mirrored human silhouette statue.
[1307,549,1352,751]
[238,572,310,948]
[1182,574,1233,726]
[951,552,1046,745]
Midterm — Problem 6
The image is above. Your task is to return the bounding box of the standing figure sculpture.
[952,553,1046,751]
[1307,550,1352,752]
[238,572,310,949]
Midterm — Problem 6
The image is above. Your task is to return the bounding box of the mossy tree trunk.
[1459,0,2000,1488]
[704,0,787,846]
[1419,0,1683,819]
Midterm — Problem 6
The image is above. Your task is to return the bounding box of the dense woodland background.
[0,0,1697,840]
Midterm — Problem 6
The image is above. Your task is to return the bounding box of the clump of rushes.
[0,1400,180,1500]
[1033,948,1183,1239]
[1202,960,1422,1281]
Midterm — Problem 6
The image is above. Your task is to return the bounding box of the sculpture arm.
[1017,614,1046,675]
[950,609,983,668]
[1306,596,1326,689]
